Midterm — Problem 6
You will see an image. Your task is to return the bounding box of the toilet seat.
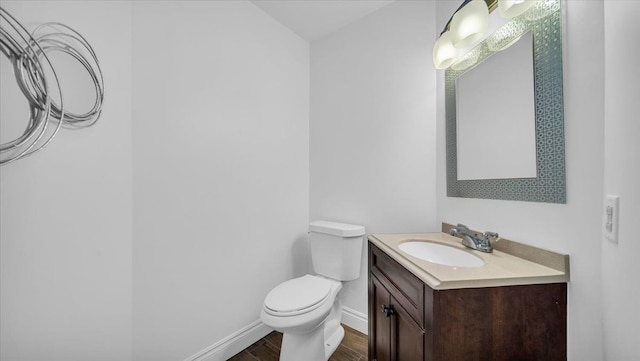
[264,275,331,316]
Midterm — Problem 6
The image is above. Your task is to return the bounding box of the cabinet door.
[371,276,391,361]
[391,295,425,361]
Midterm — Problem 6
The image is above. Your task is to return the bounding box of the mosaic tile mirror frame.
[445,0,566,203]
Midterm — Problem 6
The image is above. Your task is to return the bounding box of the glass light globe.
[433,31,459,69]
[498,0,538,18]
[451,50,479,71]
[449,0,489,49]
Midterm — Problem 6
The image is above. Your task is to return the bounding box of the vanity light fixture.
[498,0,537,18]
[433,31,459,69]
[449,0,490,49]
[433,0,540,69]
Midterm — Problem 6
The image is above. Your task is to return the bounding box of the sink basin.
[398,241,485,268]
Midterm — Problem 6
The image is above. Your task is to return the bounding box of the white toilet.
[260,220,365,361]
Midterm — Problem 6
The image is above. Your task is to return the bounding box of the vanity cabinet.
[368,242,567,361]
[371,275,424,361]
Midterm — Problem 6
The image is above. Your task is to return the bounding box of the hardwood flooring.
[228,325,368,361]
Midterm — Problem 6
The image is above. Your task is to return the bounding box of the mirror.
[445,0,566,203]
[456,31,536,181]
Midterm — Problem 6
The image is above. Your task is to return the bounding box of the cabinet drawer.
[369,242,424,328]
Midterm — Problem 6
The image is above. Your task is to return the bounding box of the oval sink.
[398,241,485,268]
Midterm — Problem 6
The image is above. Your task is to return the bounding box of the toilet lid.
[264,275,331,315]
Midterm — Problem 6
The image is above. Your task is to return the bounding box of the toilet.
[260,220,365,361]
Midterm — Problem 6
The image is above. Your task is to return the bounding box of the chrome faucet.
[449,224,499,253]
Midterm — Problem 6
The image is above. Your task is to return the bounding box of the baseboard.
[341,306,369,335]
[183,320,272,361]
[184,308,368,361]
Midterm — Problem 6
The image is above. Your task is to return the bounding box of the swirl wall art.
[0,8,104,166]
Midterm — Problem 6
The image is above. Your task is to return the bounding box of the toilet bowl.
[260,275,343,360]
[260,221,365,361]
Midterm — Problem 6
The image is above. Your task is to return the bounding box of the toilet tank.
[309,220,366,281]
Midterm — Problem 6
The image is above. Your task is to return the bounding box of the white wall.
[310,0,438,326]
[436,1,605,360]
[4,2,634,361]
[602,2,640,360]
[131,2,309,360]
[0,2,133,361]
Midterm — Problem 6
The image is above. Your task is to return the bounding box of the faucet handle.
[484,231,499,240]
[450,223,468,236]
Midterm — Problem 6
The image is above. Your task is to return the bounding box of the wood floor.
[228,325,368,361]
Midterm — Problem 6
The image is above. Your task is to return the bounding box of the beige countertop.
[369,232,570,290]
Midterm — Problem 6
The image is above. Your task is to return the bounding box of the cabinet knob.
[381,304,395,317]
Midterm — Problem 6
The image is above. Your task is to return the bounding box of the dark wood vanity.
[368,242,567,361]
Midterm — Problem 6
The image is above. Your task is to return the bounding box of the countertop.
[369,232,570,290]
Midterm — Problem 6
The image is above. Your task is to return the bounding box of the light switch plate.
[604,195,620,243]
